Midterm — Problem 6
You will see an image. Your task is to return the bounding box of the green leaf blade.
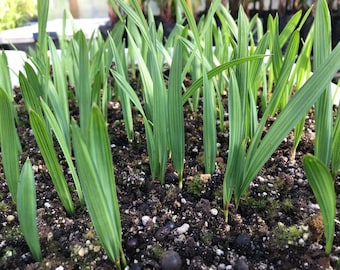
[203,71,216,174]
[29,110,74,214]
[0,88,20,201]
[168,41,185,186]
[303,154,336,254]
[17,159,42,261]
[314,0,333,166]
[40,99,84,204]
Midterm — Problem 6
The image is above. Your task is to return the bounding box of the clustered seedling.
[0,0,339,267]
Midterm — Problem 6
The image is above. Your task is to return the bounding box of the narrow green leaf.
[72,31,91,137]
[183,55,266,104]
[17,159,42,261]
[314,0,333,166]
[223,72,244,212]
[292,26,314,159]
[303,154,335,254]
[332,116,340,176]
[48,38,70,149]
[216,5,238,41]
[268,15,283,81]
[115,0,151,47]
[149,48,168,183]
[40,99,84,204]
[23,62,44,99]
[29,110,74,214]
[34,0,50,101]
[125,28,154,119]
[0,88,20,201]
[271,30,300,113]
[168,41,185,187]
[248,33,269,98]
[109,36,134,141]
[198,0,221,41]
[19,72,43,117]
[88,106,120,221]
[179,0,201,54]
[37,0,49,49]
[0,52,12,97]
[236,5,249,102]
[203,71,216,174]
[278,10,302,48]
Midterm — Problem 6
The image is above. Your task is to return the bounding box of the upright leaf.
[203,71,216,174]
[17,159,42,261]
[109,36,134,141]
[303,154,336,254]
[48,38,71,149]
[0,52,12,97]
[0,88,20,201]
[29,110,74,214]
[314,0,333,166]
[224,72,245,218]
[40,99,84,204]
[331,114,340,176]
[72,31,91,137]
[168,41,185,187]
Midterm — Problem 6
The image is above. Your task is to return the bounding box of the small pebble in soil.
[267,182,274,188]
[174,234,186,243]
[21,252,33,263]
[141,215,152,226]
[6,215,15,222]
[78,247,87,257]
[93,245,101,252]
[298,238,305,246]
[155,227,171,241]
[165,221,175,230]
[334,246,340,254]
[200,173,211,183]
[308,202,320,210]
[296,178,306,186]
[210,208,218,215]
[175,223,190,235]
[218,263,226,270]
[125,238,138,251]
[160,250,182,270]
[257,176,265,182]
[44,202,52,209]
[215,247,224,256]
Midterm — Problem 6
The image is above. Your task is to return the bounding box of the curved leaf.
[17,159,42,261]
[303,154,335,254]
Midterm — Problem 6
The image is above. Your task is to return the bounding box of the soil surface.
[0,81,340,270]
